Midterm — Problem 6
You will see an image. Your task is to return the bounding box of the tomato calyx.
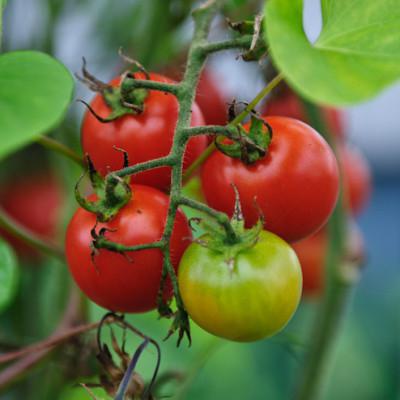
[215,115,272,164]
[75,156,131,222]
[76,57,149,122]
[194,186,263,271]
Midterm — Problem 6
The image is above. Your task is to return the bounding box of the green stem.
[178,196,237,243]
[230,72,283,125]
[181,125,237,137]
[294,101,356,400]
[201,35,253,54]
[114,156,175,179]
[122,79,179,95]
[0,208,64,260]
[94,239,165,253]
[182,72,284,182]
[37,136,84,167]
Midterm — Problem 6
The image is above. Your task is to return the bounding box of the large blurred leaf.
[0,238,19,313]
[264,0,400,105]
[0,51,74,159]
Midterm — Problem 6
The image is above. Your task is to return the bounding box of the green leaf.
[0,51,74,159]
[264,0,400,105]
[0,239,19,313]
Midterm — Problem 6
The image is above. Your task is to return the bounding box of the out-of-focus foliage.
[0,239,19,313]
[265,0,400,105]
[0,51,73,160]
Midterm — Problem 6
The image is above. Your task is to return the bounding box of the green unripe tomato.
[178,230,302,342]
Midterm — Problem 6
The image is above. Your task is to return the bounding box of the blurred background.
[1,0,399,399]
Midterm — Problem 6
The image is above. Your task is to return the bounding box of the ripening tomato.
[65,184,191,313]
[178,230,302,342]
[0,173,63,257]
[201,116,340,243]
[81,72,207,191]
[292,224,364,297]
[263,87,345,141]
[195,70,227,126]
[340,145,371,215]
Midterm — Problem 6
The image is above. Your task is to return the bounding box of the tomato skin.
[201,116,340,243]
[195,70,227,126]
[81,72,207,191]
[291,229,327,296]
[263,87,345,140]
[0,174,62,257]
[179,230,302,342]
[292,225,364,297]
[340,145,371,215]
[65,184,191,313]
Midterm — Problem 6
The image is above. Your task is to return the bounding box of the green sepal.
[215,116,272,164]
[75,159,132,222]
[100,75,149,122]
[194,185,264,261]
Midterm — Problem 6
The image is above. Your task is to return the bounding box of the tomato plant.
[1,0,390,397]
[81,72,207,191]
[0,173,63,257]
[179,229,302,341]
[65,184,191,313]
[201,116,340,243]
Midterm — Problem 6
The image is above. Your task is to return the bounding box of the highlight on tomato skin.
[81,72,207,192]
[201,116,340,243]
[292,224,364,297]
[65,184,192,313]
[0,173,63,258]
[178,230,303,342]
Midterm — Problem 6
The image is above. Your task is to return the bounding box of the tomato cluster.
[61,66,369,343]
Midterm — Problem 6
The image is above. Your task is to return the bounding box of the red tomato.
[195,70,227,126]
[81,72,207,191]
[201,116,339,243]
[0,173,62,257]
[65,184,191,313]
[292,224,364,297]
[340,145,371,215]
[263,88,345,141]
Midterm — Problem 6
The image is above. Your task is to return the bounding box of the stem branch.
[37,136,84,167]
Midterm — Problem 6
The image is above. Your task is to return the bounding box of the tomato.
[201,116,339,243]
[195,70,227,126]
[340,145,371,215]
[292,224,364,297]
[0,173,63,257]
[81,72,207,191]
[291,229,327,296]
[178,230,302,341]
[263,87,345,141]
[65,184,191,313]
